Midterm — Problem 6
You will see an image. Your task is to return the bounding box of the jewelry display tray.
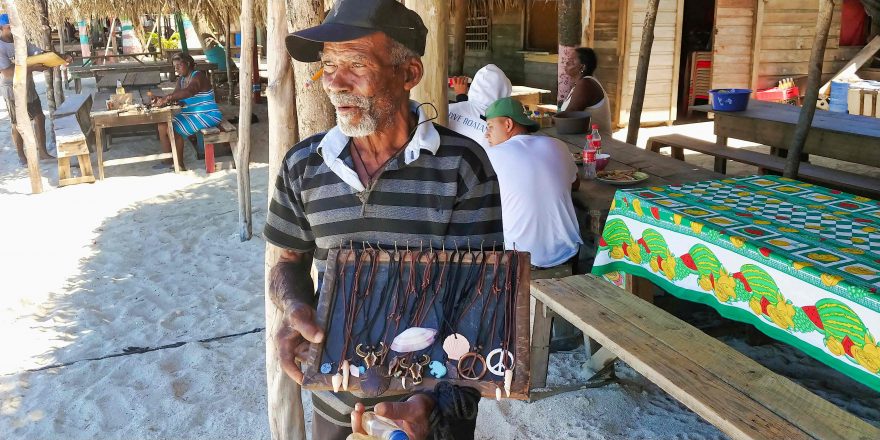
[302,249,532,400]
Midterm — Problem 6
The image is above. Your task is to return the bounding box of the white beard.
[337,110,378,138]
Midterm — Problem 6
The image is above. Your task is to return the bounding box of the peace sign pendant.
[486,348,515,377]
[457,351,488,380]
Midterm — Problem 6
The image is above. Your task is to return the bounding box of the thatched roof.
[15,0,266,46]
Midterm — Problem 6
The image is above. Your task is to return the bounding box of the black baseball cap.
[285,0,428,63]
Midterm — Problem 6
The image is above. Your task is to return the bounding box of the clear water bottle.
[115,79,125,95]
[583,148,597,180]
[361,412,409,440]
[590,124,602,153]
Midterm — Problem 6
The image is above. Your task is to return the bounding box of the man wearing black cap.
[264,1,502,439]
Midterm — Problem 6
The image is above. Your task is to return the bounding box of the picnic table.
[69,61,219,93]
[90,89,181,179]
[591,175,880,392]
[511,85,552,110]
[693,100,880,168]
[543,127,722,236]
[96,71,161,91]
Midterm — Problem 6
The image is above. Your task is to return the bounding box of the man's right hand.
[276,300,325,384]
[450,76,469,96]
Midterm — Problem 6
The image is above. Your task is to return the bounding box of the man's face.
[485,117,513,147]
[321,33,409,137]
[0,25,11,40]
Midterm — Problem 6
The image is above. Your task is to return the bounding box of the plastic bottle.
[583,148,597,180]
[362,412,409,440]
[115,79,125,95]
[590,124,602,153]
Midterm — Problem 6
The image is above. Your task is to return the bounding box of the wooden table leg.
[95,127,105,180]
[167,118,181,173]
[625,273,655,303]
[529,298,553,389]
[74,77,81,93]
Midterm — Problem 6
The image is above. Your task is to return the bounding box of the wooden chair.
[197,120,238,174]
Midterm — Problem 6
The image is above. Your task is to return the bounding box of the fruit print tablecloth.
[591,175,880,392]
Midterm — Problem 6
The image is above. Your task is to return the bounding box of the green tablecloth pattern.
[591,175,880,391]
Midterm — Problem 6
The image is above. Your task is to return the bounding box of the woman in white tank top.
[559,47,613,136]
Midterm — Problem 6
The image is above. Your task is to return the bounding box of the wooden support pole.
[4,0,43,193]
[38,0,58,152]
[225,12,235,104]
[406,0,449,125]
[289,0,334,140]
[450,0,467,76]
[558,0,583,107]
[236,1,255,242]
[251,26,261,104]
[625,0,660,146]
[266,0,306,438]
[784,0,835,179]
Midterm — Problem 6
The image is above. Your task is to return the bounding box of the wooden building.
[455,0,876,128]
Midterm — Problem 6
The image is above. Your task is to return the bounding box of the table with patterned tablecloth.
[591,175,880,391]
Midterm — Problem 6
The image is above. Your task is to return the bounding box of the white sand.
[2,76,878,439]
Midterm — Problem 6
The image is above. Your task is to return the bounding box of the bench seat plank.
[647,134,880,196]
[532,275,880,440]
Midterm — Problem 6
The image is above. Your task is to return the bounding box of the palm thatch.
[14,0,266,45]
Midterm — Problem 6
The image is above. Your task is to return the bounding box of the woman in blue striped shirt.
[152,52,223,170]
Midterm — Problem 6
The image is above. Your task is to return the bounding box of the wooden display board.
[302,248,532,400]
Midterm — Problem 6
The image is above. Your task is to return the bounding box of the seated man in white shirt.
[483,97,583,270]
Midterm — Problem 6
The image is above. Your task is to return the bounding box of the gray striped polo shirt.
[264,103,504,274]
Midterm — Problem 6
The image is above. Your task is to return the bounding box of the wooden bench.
[53,93,95,186]
[530,275,879,440]
[646,134,880,197]
[197,120,239,174]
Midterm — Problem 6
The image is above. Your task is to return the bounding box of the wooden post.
[225,12,235,104]
[266,0,306,438]
[54,17,65,106]
[405,0,449,125]
[236,1,255,242]
[4,0,42,193]
[37,0,58,153]
[289,0,334,140]
[784,0,834,179]
[558,0,583,107]
[450,0,467,76]
[625,0,660,146]
[251,26,261,103]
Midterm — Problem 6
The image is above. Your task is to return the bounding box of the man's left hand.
[350,394,435,440]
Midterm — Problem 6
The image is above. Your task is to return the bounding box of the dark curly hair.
[171,52,196,71]
[574,47,598,76]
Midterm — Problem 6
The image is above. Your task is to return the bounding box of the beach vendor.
[0,13,53,165]
[152,52,222,170]
[264,0,503,438]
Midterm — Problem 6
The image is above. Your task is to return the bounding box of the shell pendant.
[331,372,343,393]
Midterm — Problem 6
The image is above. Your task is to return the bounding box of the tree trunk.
[784,0,834,178]
[288,0,335,139]
[625,0,660,146]
[558,0,582,107]
[237,1,255,241]
[406,0,449,125]
[38,0,58,154]
[4,0,42,193]
[266,0,307,439]
[450,0,467,76]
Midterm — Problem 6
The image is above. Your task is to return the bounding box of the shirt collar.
[316,100,441,167]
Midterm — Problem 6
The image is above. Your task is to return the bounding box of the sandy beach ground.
[2,75,879,439]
